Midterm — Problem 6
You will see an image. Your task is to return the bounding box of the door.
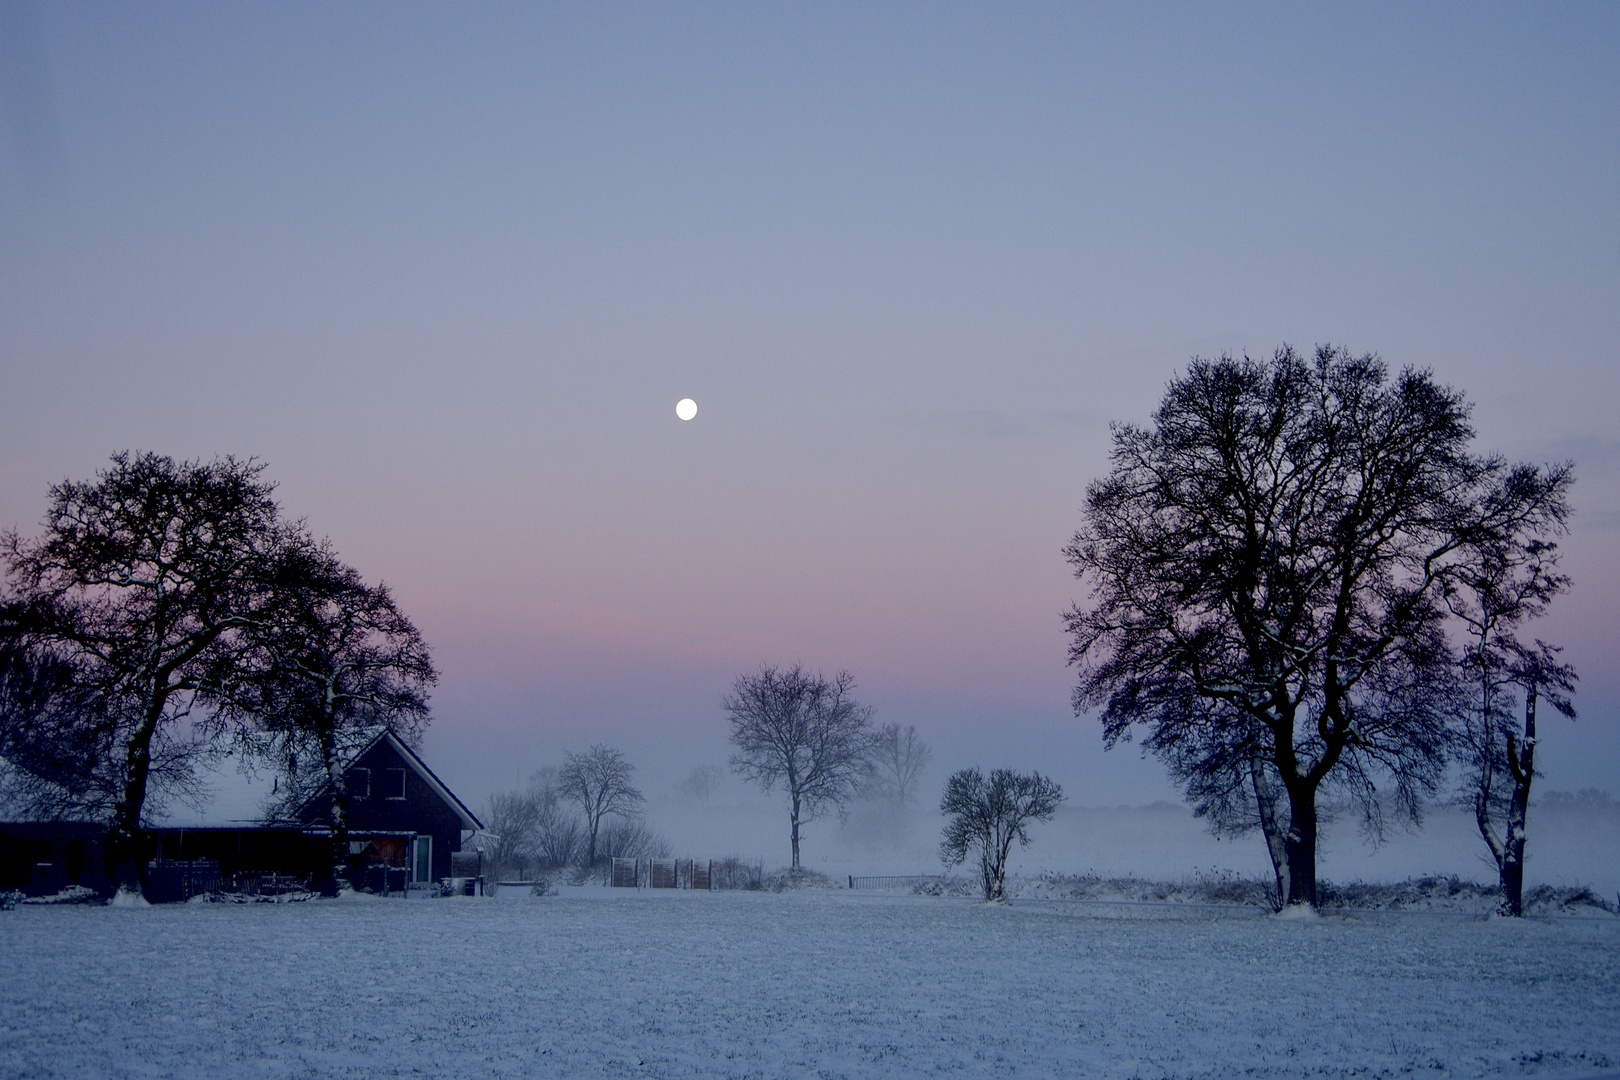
[412,835,431,883]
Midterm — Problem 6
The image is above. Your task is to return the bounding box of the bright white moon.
[676,398,698,421]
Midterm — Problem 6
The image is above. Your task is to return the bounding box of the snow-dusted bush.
[711,856,763,891]
[1020,871,1275,907]
[1318,876,1618,915]
[909,877,976,898]
[21,884,100,905]
[762,868,836,892]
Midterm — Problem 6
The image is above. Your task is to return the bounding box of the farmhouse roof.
[293,727,485,832]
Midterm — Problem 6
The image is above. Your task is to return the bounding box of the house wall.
[295,739,466,882]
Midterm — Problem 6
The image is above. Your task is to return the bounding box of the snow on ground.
[2,889,1617,1079]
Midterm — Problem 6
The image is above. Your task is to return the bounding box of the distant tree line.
[0,452,435,901]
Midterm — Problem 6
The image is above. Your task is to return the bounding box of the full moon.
[675,398,698,421]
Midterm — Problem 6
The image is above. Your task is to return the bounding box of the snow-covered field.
[3,889,1617,1079]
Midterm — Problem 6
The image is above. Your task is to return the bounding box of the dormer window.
[383,768,406,800]
[346,767,370,799]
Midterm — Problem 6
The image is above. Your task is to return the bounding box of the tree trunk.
[1282,783,1318,908]
[1249,755,1289,910]
[790,793,801,871]
[1500,688,1537,917]
[320,724,353,895]
[108,702,164,901]
[1473,790,1508,893]
[986,835,1015,902]
[587,814,600,867]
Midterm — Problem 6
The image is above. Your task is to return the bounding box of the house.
[3,728,485,898]
[286,726,484,884]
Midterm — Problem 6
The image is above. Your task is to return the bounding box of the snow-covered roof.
[143,757,280,828]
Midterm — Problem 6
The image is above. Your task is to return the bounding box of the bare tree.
[939,768,1063,902]
[1065,347,1571,908]
[2,452,290,901]
[1447,528,1577,916]
[219,535,435,894]
[868,723,932,802]
[484,768,593,877]
[725,664,874,871]
[558,745,643,866]
[526,768,585,869]
[677,764,723,804]
[484,788,542,881]
[597,816,670,860]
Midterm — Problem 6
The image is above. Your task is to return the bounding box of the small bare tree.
[558,745,643,866]
[484,788,542,881]
[677,764,723,803]
[1447,529,1577,916]
[526,766,585,869]
[598,816,670,860]
[939,767,1063,902]
[725,664,874,871]
[868,723,932,802]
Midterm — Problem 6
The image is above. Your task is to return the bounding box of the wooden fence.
[609,858,720,889]
[847,874,939,890]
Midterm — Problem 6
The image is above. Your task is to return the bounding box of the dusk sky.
[2,3,1616,812]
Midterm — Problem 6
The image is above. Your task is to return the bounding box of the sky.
[1,3,1617,819]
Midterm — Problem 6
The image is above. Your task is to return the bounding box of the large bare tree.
[1065,347,1572,908]
[559,745,643,866]
[725,664,874,871]
[2,453,289,901]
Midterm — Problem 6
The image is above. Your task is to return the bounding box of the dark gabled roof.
[295,728,484,832]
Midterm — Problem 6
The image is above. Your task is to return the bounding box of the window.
[383,768,406,800]
[346,767,370,799]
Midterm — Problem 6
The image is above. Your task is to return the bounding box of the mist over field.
[621,785,1620,899]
